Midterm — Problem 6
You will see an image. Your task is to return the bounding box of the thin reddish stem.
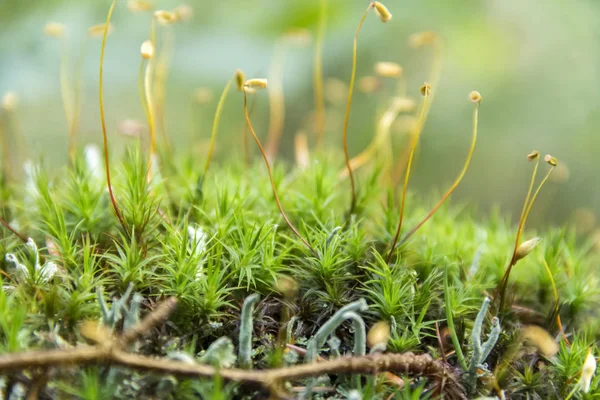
[243,92,318,257]
[99,0,125,229]
[386,93,429,264]
[0,217,27,243]
[342,4,373,216]
[497,161,556,312]
[401,101,479,243]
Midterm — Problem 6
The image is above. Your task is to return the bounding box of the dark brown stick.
[0,217,27,242]
[243,92,318,257]
[0,298,463,398]
[0,348,449,388]
[120,297,178,346]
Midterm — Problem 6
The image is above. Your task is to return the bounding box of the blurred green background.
[1,0,599,230]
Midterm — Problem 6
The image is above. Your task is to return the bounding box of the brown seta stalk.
[98,0,125,229]
[496,153,557,312]
[342,2,392,216]
[0,297,463,398]
[400,91,482,244]
[241,78,318,257]
[386,83,430,264]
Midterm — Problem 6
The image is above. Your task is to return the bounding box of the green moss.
[0,148,597,398]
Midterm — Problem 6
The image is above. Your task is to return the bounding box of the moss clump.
[0,149,596,398]
[0,2,598,399]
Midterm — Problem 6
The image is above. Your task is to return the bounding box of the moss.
[0,2,597,399]
[0,148,597,398]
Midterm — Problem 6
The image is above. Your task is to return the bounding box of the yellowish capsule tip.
[420,82,432,96]
[235,69,245,91]
[374,62,403,78]
[244,78,268,90]
[154,10,178,25]
[469,91,482,104]
[514,237,542,262]
[128,0,153,13]
[372,2,392,23]
[140,40,154,59]
[544,154,558,167]
[43,22,66,38]
[527,150,540,161]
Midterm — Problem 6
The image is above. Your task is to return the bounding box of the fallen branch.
[286,343,406,389]
[0,298,464,399]
[0,347,451,385]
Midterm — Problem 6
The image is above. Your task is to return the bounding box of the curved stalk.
[386,90,430,264]
[203,79,233,177]
[98,0,125,229]
[497,158,555,311]
[243,92,318,257]
[401,99,480,243]
[342,4,373,216]
[314,0,327,147]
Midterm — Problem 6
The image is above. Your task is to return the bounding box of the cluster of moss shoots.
[0,1,597,399]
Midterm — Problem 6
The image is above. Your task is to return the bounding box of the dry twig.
[0,298,464,399]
